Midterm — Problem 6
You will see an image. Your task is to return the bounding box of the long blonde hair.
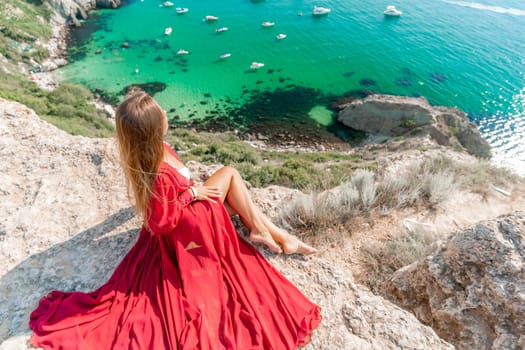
[115,91,166,220]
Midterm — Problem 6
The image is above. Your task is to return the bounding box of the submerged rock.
[121,82,167,96]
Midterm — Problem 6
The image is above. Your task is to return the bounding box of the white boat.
[163,1,174,7]
[250,62,265,69]
[176,7,188,14]
[220,53,231,59]
[205,15,219,22]
[261,21,275,27]
[276,33,287,40]
[312,6,331,16]
[177,49,189,55]
[216,27,229,33]
[164,27,172,35]
[384,5,402,16]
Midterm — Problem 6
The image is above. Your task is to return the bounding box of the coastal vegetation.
[0,71,114,137]
[0,0,52,66]
[0,0,115,137]
[276,154,520,293]
[166,129,375,190]
[278,156,515,232]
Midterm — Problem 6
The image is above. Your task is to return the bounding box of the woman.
[29,91,321,349]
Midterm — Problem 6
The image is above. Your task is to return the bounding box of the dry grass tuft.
[360,225,438,294]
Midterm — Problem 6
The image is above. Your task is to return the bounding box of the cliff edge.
[0,101,454,349]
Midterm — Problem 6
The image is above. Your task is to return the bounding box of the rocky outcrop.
[337,94,491,158]
[45,0,121,26]
[386,212,525,350]
[0,98,453,349]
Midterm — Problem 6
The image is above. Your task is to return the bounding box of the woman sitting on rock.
[29,90,321,349]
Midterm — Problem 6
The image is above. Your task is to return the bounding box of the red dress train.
[29,145,321,349]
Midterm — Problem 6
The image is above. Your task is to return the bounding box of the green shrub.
[0,72,113,137]
[190,141,261,165]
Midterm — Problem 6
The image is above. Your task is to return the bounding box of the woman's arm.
[146,170,195,234]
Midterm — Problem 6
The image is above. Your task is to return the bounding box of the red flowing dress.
[29,144,321,349]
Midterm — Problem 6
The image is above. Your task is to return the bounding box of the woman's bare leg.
[204,166,317,255]
[204,166,282,253]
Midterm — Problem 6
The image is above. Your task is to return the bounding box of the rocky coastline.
[27,0,494,158]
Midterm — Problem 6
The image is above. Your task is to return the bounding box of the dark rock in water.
[278,77,286,83]
[430,73,446,83]
[342,71,355,78]
[204,93,211,97]
[401,67,413,76]
[121,82,167,96]
[343,89,375,99]
[169,108,176,113]
[200,101,208,105]
[395,78,412,86]
[154,56,163,62]
[182,68,188,72]
[359,78,376,86]
[256,80,263,85]
[67,47,86,61]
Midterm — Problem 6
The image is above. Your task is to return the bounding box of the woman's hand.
[192,185,223,203]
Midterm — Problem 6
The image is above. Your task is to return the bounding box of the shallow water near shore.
[59,0,525,173]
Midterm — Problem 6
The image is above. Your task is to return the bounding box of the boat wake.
[441,0,525,16]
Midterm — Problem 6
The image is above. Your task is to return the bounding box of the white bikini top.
[177,166,191,180]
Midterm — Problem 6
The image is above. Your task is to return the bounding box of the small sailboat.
[163,1,174,7]
[220,53,232,59]
[276,33,287,40]
[250,62,265,69]
[176,7,189,14]
[216,27,229,33]
[134,65,139,74]
[164,27,173,35]
[177,49,189,55]
[384,5,402,16]
[205,15,219,22]
[261,21,275,27]
[312,6,331,16]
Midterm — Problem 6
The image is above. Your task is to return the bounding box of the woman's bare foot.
[281,235,318,255]
[249,231,282,253]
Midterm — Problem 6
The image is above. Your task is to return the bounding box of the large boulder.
[386,212,525,350]
[337,94,491,158]
[0,98,452,349]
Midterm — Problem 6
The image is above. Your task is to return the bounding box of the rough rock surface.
[337,94,491,158]
[386,212,525,350]
[45,0,121,26]
[0,98,453,349]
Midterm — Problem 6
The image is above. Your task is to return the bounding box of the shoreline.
[32,2,523,171]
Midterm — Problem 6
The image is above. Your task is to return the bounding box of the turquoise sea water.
[58,0,525,173]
